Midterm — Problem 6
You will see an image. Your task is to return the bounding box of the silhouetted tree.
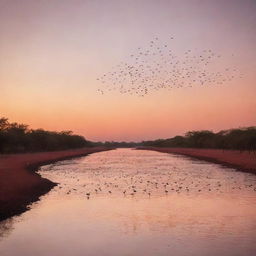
[142,127,256,152]
[0,117,92,153]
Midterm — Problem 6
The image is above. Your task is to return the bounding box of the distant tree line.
[0,117,93,153]
[142,127,256,152]
[93,141,139,148]
[1,117,255,153]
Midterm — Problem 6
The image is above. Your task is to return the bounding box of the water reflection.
[0,149,256,256]
[39,149,256,198]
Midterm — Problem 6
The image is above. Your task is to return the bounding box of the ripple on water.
[0,148,256,256]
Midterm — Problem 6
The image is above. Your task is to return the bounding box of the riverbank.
[138,147,256,174]
[0,147,112,221]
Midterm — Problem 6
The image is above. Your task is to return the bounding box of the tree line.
[0,117,92,153]
[1,117,255,153]
[93,141,138,148]
[142,127,256,152]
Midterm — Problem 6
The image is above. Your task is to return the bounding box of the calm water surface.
[0,149,256,256]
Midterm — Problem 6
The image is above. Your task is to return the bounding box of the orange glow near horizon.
[0,0,255,142]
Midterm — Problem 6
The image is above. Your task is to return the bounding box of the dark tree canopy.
[142,127,256,152]
[0,117,92,153]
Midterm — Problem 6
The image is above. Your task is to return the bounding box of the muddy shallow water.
[0,148,256,256]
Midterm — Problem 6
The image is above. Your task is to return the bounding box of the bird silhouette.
[96,36,242,97]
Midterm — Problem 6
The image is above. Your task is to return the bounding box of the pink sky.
[0,0,255,141]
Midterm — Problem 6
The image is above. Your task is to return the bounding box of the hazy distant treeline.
[93,141,138,148]
[0,117,92,153]
[142,128,256,152]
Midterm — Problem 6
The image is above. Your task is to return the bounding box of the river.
[0,148,256,256]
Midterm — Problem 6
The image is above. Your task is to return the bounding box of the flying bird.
[96,36,242,97]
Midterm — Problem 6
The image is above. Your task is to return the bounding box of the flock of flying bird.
[96,36,243,96]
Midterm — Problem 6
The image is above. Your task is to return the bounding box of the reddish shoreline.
[139,147,256,174]
[0,147,111,221]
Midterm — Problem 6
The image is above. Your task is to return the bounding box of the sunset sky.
[0,0,255,142]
